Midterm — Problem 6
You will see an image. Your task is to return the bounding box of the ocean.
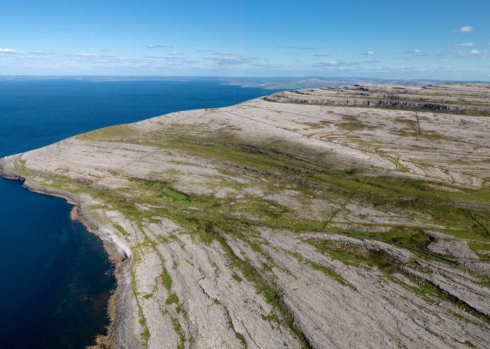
[0,78,278,348]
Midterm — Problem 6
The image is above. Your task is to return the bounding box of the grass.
[337,115,376,131]
[114,224,127,236]
[216,298,248,348]
[468,241,490,262]
[11,95,490,348]
[130,178,190,201]
[166,293,180,305]
[232,273,243,282]
[289,251,355,290]
[16,121,490,270]
[76,124,140,140]
[129,250,151,348]
[306,239,399,272]
[171,317,186,349]
[161,266,173,290]
[21,126,490,252]
[347,226,435,250]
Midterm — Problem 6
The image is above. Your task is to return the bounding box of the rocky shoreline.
[0,156,128,349]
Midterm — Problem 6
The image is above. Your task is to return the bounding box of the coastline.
[1,84,490,348]
[0,157,127,349]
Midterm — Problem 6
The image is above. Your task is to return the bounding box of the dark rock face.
[264,84,490,115]
[0,158,22,180]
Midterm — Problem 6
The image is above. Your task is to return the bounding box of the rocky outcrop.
[265,94,490,113]
[264,83,490,115]
[0,156,23,180]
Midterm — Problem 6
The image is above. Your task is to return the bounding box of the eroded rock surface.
[1,83,490,349]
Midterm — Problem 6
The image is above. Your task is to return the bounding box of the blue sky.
[1,0,489,80]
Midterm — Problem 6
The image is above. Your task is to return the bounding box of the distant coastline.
[0,74,453,88]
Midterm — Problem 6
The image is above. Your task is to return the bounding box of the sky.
[1,0,489,80]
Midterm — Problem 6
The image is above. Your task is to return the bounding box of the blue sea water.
[0,78,279,348]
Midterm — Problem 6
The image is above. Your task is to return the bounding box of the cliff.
[265,84,490,115]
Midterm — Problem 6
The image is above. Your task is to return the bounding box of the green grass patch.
[161,267,173,290]
[352,226,434,250]
[235,332,247,348]
[114,223,127,236]
[171,317,186,349]
[232,273,243,282]
[131,178,190,201]
[129,249,150,348]
[309,260,356,290]
[462,340,476,348]
[166,293,180,305]
[468,241,490,261]
[288,250,355,290]
[76,124,139,140]
[307,238,402,273]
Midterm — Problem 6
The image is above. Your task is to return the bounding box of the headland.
[2,83,490,348]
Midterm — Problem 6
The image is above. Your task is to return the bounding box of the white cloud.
[71,53,117,59]
[405,48,488,59]
[66,52,117,60]
[28,50,52,55]
[363,51,375,55]
[167,57,199,66]
[252,62,283,68]
[444,50,488,58]
[313,59,379,69]
[204,53,254,66]
[142,45,172,49]
[453,42,473,47]
[402,50,422,57]
[287,46,323,50]
[0,48,21,54]
[76,53,100,57]
[313,54,330,57]
[144,55,199,66]
[460,26,474,33]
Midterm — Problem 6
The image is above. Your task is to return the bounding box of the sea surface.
[0,78,279,349]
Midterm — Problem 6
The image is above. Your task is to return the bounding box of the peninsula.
[1,84,490,349]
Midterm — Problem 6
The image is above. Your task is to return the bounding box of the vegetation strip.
[322,178,368,230]
[13,156,471,264]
